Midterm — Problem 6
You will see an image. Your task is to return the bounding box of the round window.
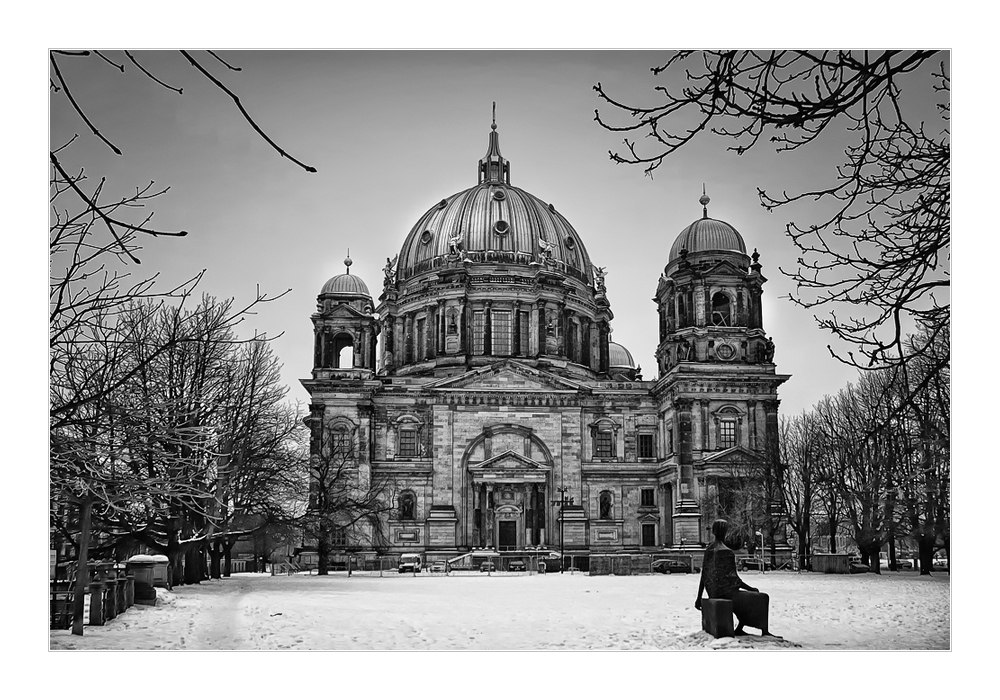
[494,220,510,236]
[564,235,576,250]
[420,230,433,245]
[716,343,736,361]
[493,189,507,201]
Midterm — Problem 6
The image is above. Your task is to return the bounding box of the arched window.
[332,332,354,368]
[599,490,613,520]
[711,292,732,326]
[399,492,416,521]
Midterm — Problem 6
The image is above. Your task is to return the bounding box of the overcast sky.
[49,49,947,418]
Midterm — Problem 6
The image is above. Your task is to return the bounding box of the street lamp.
[755,530,765,573]
[551,487,574,573]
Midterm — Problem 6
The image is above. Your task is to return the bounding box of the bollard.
[125,574,135,608]
[104,578,118,620]
[88,580,105,626]
[115,575,126,613]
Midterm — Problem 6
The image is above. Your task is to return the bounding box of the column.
[486,483,495,548]
[538,483,547,545]
[536,300,546,357]
[484,300,492,356]
[598,321,610,374]
[437,299,446,354]
[673,398,701,543]
[512,301,522,357]
[394,316,405,367]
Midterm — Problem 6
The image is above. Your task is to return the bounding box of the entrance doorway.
[498,521,517,550]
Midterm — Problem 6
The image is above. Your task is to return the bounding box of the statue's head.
[711,519,729,541]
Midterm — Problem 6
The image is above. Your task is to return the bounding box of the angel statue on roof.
[383,255,398,286]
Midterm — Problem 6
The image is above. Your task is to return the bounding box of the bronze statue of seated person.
[695,518,775,637]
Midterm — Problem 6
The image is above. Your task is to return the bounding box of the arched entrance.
[462,425,555,550]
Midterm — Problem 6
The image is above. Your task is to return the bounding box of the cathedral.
[301,116,789,565]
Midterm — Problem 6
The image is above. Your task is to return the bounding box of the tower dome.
[667,190,747,263]
[321,254,371,298]
[608,341,635,370]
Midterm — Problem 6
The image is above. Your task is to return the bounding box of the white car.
[398,554,422,574]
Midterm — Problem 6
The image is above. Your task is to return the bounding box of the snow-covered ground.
[49,569,949,651]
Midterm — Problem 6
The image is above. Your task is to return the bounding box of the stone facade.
[301,123,789,559]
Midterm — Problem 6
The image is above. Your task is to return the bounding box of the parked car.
[739,557,773,572]
[848,556,869,574]
[652,558,692,574]
[507,559,526,572]
[398,554,422,574]
[932,557,948,571]
[430,561,447,573]
[479,561,496,572]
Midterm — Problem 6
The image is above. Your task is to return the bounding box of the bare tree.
[50,50,315,631]
[298,417,394,575]
[594,51,950,386]
[779,413,821,570]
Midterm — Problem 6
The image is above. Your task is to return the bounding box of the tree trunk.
[317,522,330,576]
[70,498,92,636]
[918,536,934,576]
[209,540,222,580]
[223,539,234,577]
[184,544,201,584]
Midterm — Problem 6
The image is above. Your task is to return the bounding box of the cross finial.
[344,248,352,274]
[492,101,497,131]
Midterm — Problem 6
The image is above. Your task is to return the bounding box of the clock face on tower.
[716,343,736,361]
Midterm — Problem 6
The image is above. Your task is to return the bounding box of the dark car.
[507,559,526,572]
[848,556,869,573]
[652,558,692,574]
[479,561,496,572]
[739,557,773,572]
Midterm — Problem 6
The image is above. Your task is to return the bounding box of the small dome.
[668,217,747,262]
[609,341,635,369]
[321,273,371,298]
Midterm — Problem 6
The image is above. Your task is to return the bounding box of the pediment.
[323,303,369,319]
[702,259,749,278]
[425,360,589,393]
[701,445,766,466]
[469,450,549,473]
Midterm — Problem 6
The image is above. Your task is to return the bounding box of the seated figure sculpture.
[695,519,774,636]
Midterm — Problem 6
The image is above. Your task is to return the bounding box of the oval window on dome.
[564,235,576,250]
[493,189,507,201]
[420,230,433,245]
[437,199,448,209]
[494,220,510,236]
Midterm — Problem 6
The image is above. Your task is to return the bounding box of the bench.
[701,598,734,638]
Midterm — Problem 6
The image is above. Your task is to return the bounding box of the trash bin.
[126,555,157,605]
[150,555,170,588]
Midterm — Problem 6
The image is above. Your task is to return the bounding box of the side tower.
[301,255,382,556]
[653,192,790,550]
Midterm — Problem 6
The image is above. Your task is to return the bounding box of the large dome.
[668,193,746,262]
[396,184,593,283]
[394,121,594,285]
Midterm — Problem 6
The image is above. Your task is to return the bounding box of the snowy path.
[50,570,949,650]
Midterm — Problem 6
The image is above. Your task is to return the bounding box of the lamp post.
[551,487,573,573]
[755,530,765,574]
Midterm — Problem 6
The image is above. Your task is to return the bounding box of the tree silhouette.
[595,51,949,389]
